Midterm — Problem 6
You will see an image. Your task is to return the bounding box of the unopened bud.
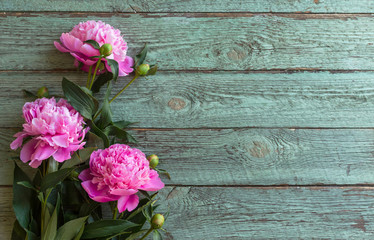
[99,43,113,57]
[151,214,164,229]
[136,64,150,76]
[147,154,159,169]
[36,86,49,98]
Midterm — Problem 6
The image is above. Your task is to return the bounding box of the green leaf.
[61,147,97,169]
[153,230,162,240]
[113,120,135,129]
[135,44,148,67]
[81,220,139,239]
[13,162,33,230]
[84,40,100,50]
[40,167,76,192]
[147,64,158,76]
[106,59,119,82]
[97,81,113,129]
[11,220,26,240]
[42,194,60,240]
[17,181,38,192]
[155,168,171,180]
[62,77,97,120]
[23,90,37,98]
[55,216,88,240]
[87,120,110,148]
[124,230,148,240]
[91,72,113,93]
[74,224,85,240]
[105,125,137,143]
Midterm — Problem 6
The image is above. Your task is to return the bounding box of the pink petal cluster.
[79,144,164,213]
[54,20,134,76]
[10,98,88,168]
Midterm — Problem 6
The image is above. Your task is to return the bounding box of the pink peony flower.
[79,144,164,213]
[10,98,88,168]
[54,20,134,76]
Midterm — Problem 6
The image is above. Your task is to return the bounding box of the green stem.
[139,228,153,240]
[109,75,139,104]
[113,208,118,219]
[92,75,139,121]
[89,58,102,90]
[86,65,93,88]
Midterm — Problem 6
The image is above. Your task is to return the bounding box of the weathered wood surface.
[2,0,374,13]
[2,71,374,128]
[2,13,374,71]
[3,127,374,186]
[2,186,374,239]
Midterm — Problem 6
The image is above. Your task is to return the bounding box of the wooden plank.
[1,71,374,128]
[2,186,374,239]
[2,0,374,13]
[1,13,374,71]
[3,127,374,186]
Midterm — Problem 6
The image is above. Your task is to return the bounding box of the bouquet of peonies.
[10,20,170,240]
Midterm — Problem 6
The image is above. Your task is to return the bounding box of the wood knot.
[168,98,186,110]
[227,49,246,61]
[249,141,270,158]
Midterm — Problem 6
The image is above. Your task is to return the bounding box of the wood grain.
[1,71,374,128]
[2,0,374,13]
[3,127,374,186]
[2,186,374,239]
[2,13,374,71]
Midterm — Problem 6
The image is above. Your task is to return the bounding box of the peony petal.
[53,148,71,162]
[80,43,100,57]
[110,188,137,196]
[139,171,165,191]
[20,139,38,163]
[117,194,139,213]
[78,169,93,182]
[31,143,56,161]
[81,181,118,202]
[52,134,69,148]
[71,53,97,65]
[110,56,134,77]
[10,132,27,150]
[60,33,83,52]
[54,41,70,53]
[29,159,43,168]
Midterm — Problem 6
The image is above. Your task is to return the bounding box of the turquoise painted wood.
[2,0,374,13]
[1,71,374,128]
[1,13,374,71]
[2,186,374,239]
[3,127,374,186]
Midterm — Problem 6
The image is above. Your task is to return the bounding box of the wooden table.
[2,1,374,239]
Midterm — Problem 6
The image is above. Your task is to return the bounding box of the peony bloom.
[10,98,88,168]
[79,144,164,213]
[54,20,134,76]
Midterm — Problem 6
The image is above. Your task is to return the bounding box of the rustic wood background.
[2,0,374,239]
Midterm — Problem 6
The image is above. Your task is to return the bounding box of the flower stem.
[89,58,102,90]
[139,228,153,240]
[86,65,93,88]
[92,74,139,121]
[113,208,118,219]
[109,75,138,104]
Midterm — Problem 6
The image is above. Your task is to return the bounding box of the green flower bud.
[151,214,165,229]
[99,43,113,57]
[36,86,49,98]
[136,64,150,76]
[147,154,159,169]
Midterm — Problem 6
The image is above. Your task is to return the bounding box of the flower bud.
[147,154,159,169]
[36,86,49,98]
[136,64,150,76]
[151,214,165,229]
[99,43,113,57]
